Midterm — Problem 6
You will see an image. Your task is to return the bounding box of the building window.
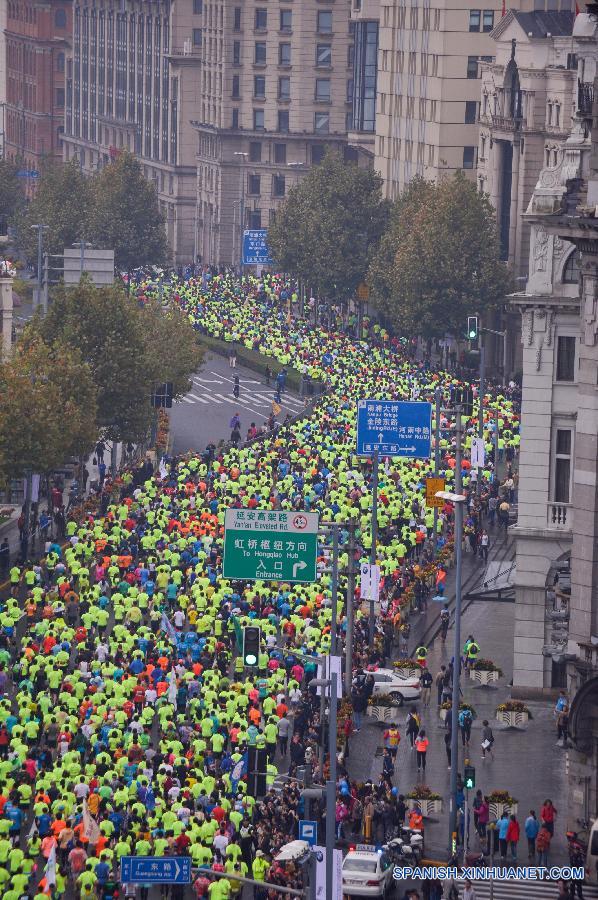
[232,75,240,98]
[55,8,67,27]
[562,251,581,284]
[352,20,378,133]
[465,101,477,124]
[554,102,561,126]
[278,110,290,132]
[347,79,354,103]
[315,78,331,102]
[467,56,479,78]
[233,7,241,30]
[274,143,287,163]
[254,75,266,98]
[317,10,332,33]
[193,0,203,13]
[469,9,481,31]
[57,52,65,73]
[273,174,286,197]
[192,28,202,46]
[249,210,262,228]
[480,134,487,160]
[280,10,292,32]
[462,146,476,169]
[56,87,65,107]
[249,141,262,162]
[316,44,332,67]
[255,8,267,30]
[314,111,329,133]
[279,43,291,65]
[553,428,572,503]
[248,174,261,195]
[556,335,576,382]
[233,41,241,65]
[482,9,494,31]
[253,108,265,129]
[311,144,325,164]
[278,76,290,100]
[255,42,267,64]
[232,108,239,128]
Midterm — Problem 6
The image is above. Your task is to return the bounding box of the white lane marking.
[187,393,209,404]
[180,397,194,404]
[211,370,261,385]
[213,393,265,418]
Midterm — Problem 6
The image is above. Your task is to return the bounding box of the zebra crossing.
[176,371,307,419]
[453,877,598,898]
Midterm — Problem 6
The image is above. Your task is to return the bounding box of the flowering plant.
[488,790,518,805]
[406,785,442,800]
[496,700,532,718]
[0,260,16,277]
[440,700,477,717]
[392,658,420,669]
[473,658,503,675]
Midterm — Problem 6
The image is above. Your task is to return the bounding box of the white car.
[369,668,421,706]
[341,847,395,897]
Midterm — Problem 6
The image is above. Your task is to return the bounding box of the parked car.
[369,668,421,706]
[342,847,395,897]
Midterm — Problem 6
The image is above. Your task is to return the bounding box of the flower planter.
[369,705,402,724]
[489,800,518,820]
[470,669,500,687]
[496,710,529,728]
[407,797,443,817]
[439,708,449,722]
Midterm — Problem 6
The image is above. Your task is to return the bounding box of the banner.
[425,477,445,508]
[83,800,101,844]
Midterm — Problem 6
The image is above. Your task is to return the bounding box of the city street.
[170,351,307,453]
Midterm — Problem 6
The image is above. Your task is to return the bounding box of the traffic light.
[151,382,174,409]
[467,316,479,342]
[242,626,261,667]
[460,387,474,417]
[464,764,476,790]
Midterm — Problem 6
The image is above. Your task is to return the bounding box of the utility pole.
[73,239,92,278]
[369,450,379,650]
[433,387,442,554]
[326,671,338,900]
[448,405,465,856]
[234,151,248,273]
[476,333,485,498]
[31,224,48,313]
[344,520,356,695]
[330,525,339,656]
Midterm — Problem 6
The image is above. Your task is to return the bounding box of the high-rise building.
[373,0,552,201]
[348,0,379,162]
[193,0,355,266]
[510,10,598,701]
[4,0,72,181]
[0,0,7,158]
[62,0,202,264]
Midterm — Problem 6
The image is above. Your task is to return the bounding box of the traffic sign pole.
[433,388,441,555]
[369,450,379,650]
[477,333,485,499]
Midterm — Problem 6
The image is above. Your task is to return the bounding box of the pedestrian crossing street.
[176,371,307,419]
[455,877,598,898]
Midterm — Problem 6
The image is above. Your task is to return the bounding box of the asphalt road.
[170,351,308,454]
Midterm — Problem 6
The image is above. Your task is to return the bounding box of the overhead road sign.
[357,399,432,458]
[223,509,318,582]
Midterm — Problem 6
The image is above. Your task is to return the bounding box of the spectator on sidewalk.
[524,810,540,859]
[498,812,510,858]
[506,814,520,861]
[540,799,557,836]
[536,824,552,866]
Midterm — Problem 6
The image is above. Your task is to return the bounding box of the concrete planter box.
[393,667,421,679]
[369,705,402,724]
[439,708,449,722]
[489,800,518,820]
[407,797,443,817]
[470,669,500,686]
[496,710,529,728]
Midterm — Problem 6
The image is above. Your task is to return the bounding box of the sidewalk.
[348,527,570,863]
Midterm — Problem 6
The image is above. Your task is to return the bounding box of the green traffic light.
[245,653,257,665]
[468,331,476,339]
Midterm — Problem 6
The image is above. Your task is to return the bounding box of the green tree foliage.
[0,335,97,481]
[0,160,24,228]
[39,279,201,442]
[88,152,169,272]
[15,158,92,262]
[268,151,389,300]
[368,172,512,338]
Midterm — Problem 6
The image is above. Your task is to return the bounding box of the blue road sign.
[16,169,40,179]
[120,856,192,884]
[356,399,432,458]
[299,819,318,846]
[243,229,272,265]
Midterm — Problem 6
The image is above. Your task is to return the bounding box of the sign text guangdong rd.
[223,509,318,582]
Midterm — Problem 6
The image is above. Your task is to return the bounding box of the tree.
[15,158,92,262]
[0,335,97,482]
[0,160,24,229]
[267,151,389,300]
[88,152,170,272]
[40,279,202,442]
[368,172,512,338]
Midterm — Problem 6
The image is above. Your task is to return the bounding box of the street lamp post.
[233,151,248,272]
[30,224,48,313]
[435,407,466,858]
[73,239,93,278]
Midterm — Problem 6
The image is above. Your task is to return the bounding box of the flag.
[160,611,178,645]
[159,458,168,479]
[168,667,178,706]
[82,799,101,844]
[44,843,56,887]
[272,401,282,416]
[501,0,506,15]
[575,0,580,14]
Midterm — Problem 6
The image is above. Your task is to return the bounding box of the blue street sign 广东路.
[16,169,40,179]
[356,399,432,458]
[242,229,272,265]
[120,856,192,884]
[299,819,318,846]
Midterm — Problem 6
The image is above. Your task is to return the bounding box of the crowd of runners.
[0,271,521,900]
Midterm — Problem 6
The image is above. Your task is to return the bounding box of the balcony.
[578,81,594,118]
[547,501,572,530]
